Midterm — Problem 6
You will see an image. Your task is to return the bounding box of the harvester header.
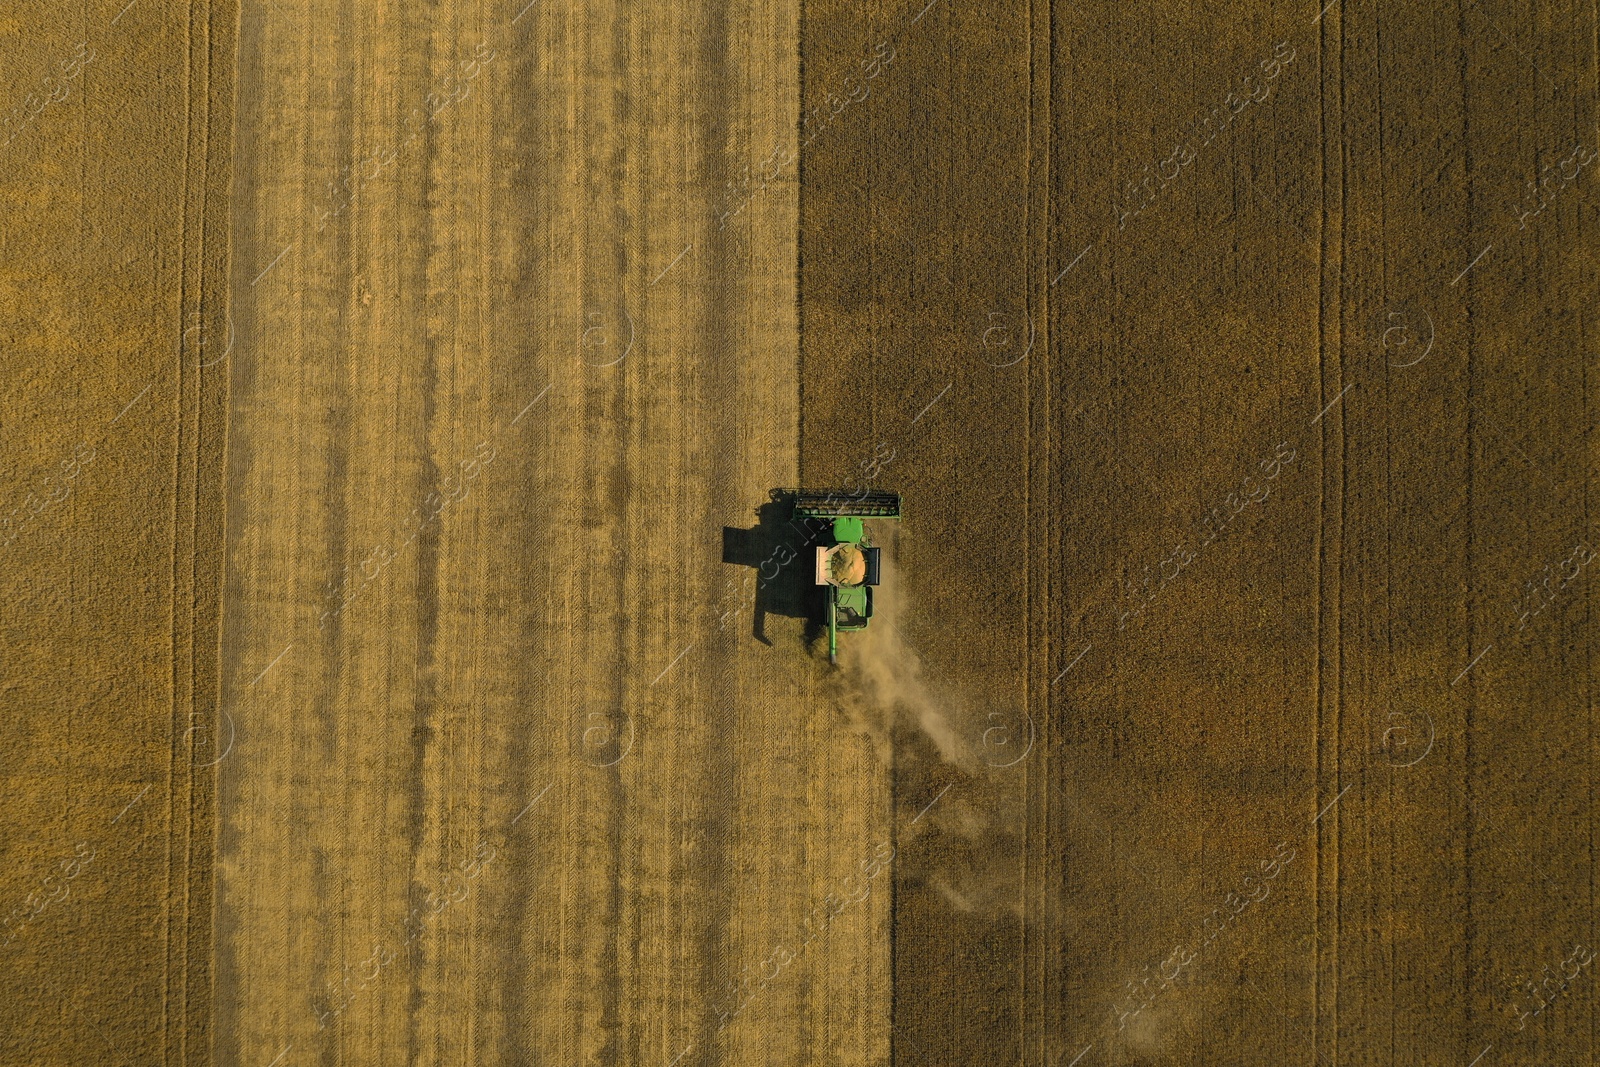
[791,490,902,519]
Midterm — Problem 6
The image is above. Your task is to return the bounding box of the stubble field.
[2,1,1598,1065]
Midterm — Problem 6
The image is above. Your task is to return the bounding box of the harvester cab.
[791,490,901,664]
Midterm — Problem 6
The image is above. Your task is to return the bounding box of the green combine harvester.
[791,490,902,664]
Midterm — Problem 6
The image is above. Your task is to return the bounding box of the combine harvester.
[791,490,902,664]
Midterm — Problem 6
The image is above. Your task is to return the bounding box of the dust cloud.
[824,542,1030,918]
[831,554,978,773]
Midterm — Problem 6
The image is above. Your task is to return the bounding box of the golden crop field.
[2,0,1597,1065]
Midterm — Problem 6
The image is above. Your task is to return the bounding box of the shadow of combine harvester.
[721,488,901,660]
